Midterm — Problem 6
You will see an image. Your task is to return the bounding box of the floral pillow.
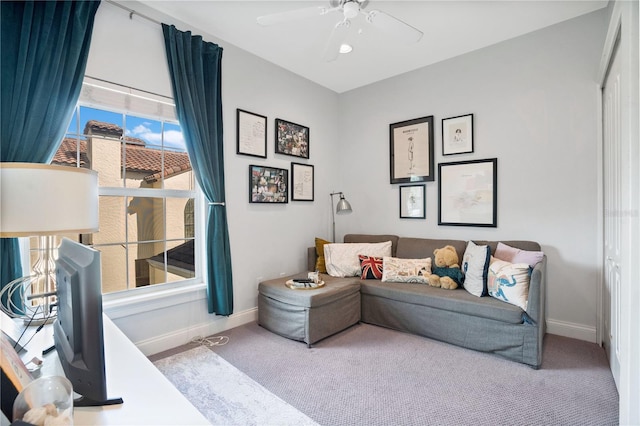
[358,255,384,280]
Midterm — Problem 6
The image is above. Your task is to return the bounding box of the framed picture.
[291,162,314,201]
[249,165,288,203]
[438,158,497,227]
[275,118,309,159]
[399,184,426,219]
[442,114,474,155]
[390,115,434,184]
[236,109,267,158]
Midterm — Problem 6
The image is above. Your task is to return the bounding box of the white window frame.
[70,78,206,316]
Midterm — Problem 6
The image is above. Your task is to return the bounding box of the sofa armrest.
[526,255,546,367]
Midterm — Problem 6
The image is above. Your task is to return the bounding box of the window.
[50,95,198,295]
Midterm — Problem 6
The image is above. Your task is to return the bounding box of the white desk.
[39,316,210,425]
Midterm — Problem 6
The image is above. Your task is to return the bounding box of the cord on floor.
[190,335,229,347]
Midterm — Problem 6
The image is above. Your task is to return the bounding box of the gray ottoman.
[258,274,361,346]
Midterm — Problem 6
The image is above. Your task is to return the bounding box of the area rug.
[152,345,318,426]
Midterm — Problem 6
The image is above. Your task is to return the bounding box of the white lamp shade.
[1,163,99,237]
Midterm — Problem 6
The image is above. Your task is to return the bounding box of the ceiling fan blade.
[257,6,334,26]
[365,10,423,44]
[322,20,351,62]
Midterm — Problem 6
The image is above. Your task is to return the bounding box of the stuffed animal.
[428,245,464,290]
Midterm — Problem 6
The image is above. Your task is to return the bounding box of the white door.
[602,39,622,390]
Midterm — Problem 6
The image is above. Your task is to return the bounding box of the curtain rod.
[105,0,163,27]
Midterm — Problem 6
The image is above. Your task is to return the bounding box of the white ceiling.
[137,0,607,93]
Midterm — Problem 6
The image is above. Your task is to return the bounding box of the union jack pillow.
[358,254,384,280]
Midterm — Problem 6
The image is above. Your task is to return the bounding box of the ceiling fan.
[256,0,423,62]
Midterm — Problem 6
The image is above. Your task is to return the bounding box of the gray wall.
[87,2,607,351]
[337,9,607,339]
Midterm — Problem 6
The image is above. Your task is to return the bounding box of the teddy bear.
[428,245,464,290]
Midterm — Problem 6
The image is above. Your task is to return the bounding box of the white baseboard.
[134,308,258,356]
[546,318,597,343]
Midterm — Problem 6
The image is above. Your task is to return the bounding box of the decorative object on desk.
[329,192,353,242]
[285,279,325,290]
[438,158,497,227]
[390,116,434,184]
[399,184,425,219]
[275,118,309,159]
[249,165,288,203]
[0,163,98,325]
[442,113,474,155]
[236,109,267,158]
[12,375,73,426]
[291,162,314,201]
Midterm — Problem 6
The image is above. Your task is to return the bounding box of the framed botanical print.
[249,165,288,203]
[438,158,497,227]
[390,116,435,184]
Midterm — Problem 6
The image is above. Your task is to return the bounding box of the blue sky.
[67,106,186,151]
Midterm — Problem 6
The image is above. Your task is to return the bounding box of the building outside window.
[44,94,198,295]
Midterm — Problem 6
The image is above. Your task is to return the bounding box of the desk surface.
[38,316,209,425]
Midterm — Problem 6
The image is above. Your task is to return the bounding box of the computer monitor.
[53,238,122,407]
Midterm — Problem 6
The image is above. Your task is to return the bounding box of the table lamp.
[0,163,98,325]
[330,191,353,243]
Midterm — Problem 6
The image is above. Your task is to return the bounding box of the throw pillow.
[358,255,384,280]
[314,238,331,273]
[381,257,432,284]
[494,242,544,268]
[487,257,531,310]
[461,241,490,297]
[324,241,392,277]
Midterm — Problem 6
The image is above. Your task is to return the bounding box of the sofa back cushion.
[396,238,467,261]
[344,234,400,257]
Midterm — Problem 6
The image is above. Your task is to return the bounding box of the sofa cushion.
[381,257,431,284]
[488,257,531,310]
[462,241,491,297]
[259,275,361,309]
[360,279,524,324]
[395,237,468,261]
[494,242,544,268]
[358,255,384,280]
[315,237,330,273]
[344,234,400,257]
[324,242,392,277]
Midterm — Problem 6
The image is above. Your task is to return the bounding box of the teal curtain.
[0,1,100,309]
[162,24,233,315]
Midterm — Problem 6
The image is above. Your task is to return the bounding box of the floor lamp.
[330,192,353,243]
[0,163,98,325]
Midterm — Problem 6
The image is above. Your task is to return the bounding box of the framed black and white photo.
[275,118,309,159]
[291,162,314,201]
[442,114,474,155]
[399,184,426,219]
[438,158,497,227]
[236,109,267,158]
[390,116,434,184]
[249,165,288,203]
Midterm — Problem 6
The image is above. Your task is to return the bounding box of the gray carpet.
[154,322,619,426]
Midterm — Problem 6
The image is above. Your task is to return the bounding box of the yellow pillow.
[315,237,330,273]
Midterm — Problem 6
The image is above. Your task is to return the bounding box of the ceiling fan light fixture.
[343,2,360,19]
[339,43,353,54]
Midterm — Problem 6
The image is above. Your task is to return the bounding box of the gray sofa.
[260,234,546,369]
